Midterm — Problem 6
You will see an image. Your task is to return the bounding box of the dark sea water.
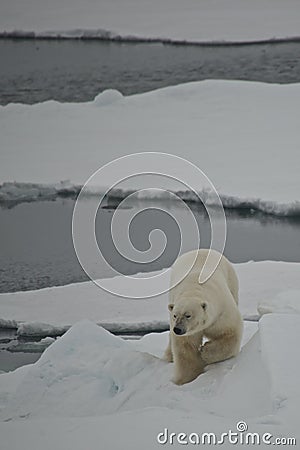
[1,39,300,104]
[1,198,300,293]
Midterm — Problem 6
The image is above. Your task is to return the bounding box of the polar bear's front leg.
[163,335,173,362]
[201,332,240,365]
[172,343,205,385]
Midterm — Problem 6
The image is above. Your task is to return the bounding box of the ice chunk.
[93,89,123,107]
[7,337,55,353]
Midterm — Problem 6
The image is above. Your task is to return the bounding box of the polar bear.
[164,249,243,385]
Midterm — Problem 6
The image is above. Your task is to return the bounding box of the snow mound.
[93,89,124,107]
[0,316,299,448]
[0,320,169,420]
[258,290,300,316]
[0,365,30,413]
[0,317,295,423]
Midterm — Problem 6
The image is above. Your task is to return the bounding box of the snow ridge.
[1,181,300,217]
[1,30,300,45]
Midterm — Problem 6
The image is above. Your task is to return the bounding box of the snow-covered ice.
[1,0,300,43]
[0,259,299,449]
[1,81,300,216]
[0,320,259,420]
[258,290,300,316]
[0,315,298,449]
[0,260,299,337]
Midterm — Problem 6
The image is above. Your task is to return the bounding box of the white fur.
[164,249,243,385]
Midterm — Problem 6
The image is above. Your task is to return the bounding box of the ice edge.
[1,181,299,217]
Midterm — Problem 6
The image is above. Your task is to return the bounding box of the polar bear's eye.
[185,314,191,319]
[173,314,177,319]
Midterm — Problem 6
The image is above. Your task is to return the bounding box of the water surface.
[1,198,300,293]
[1,39,300,104]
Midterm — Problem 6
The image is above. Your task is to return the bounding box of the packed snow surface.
[0,260,299,336]
[0,315,299,449]
[1,81,300,216]
[1,0,300,43]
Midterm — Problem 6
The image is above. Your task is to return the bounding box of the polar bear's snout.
[173,325,185,335]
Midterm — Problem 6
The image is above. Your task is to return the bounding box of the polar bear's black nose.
[173,326,184,335]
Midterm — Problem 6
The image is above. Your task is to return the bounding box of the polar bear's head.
[168,296,218,336]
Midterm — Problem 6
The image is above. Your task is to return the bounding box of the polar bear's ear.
[201,302,207,311]
[168,304,174,312]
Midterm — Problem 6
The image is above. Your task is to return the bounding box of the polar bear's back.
[170,249,239,304]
